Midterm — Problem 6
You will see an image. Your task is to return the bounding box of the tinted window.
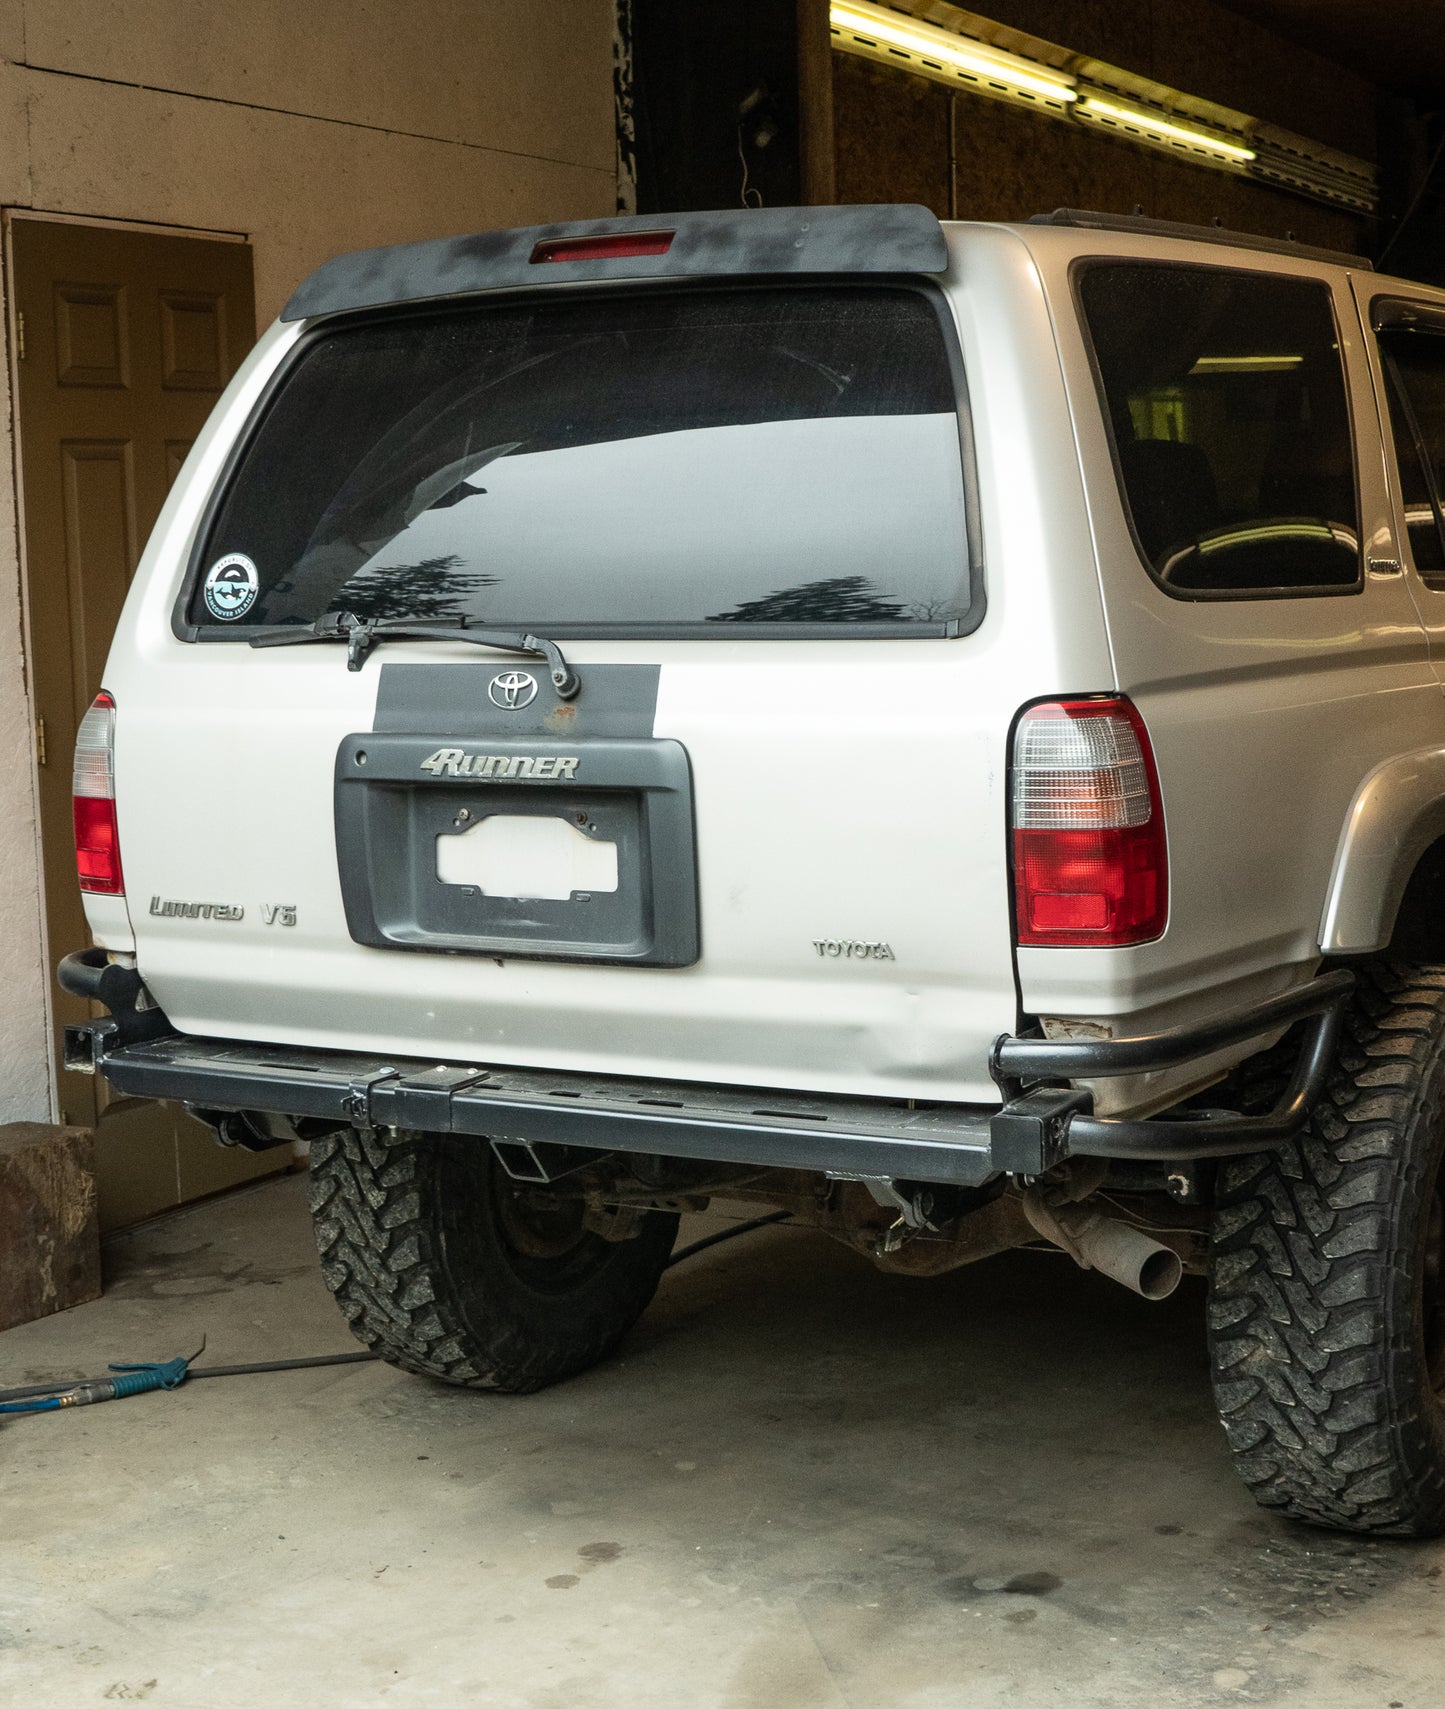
[1378,330,1445,586]
[1078,264,1359,596]
[189,287,972,634]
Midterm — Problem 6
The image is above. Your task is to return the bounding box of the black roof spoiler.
[281,204,949,322]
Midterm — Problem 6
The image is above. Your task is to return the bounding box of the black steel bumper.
[59,949,1353,1185]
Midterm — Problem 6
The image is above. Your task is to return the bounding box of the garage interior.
[5,2,1445,1703]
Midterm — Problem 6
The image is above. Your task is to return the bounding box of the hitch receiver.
[990,1087,1093,1175]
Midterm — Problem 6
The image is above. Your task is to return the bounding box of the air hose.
[0,1209,793,1414]
[0,1349,378,1410]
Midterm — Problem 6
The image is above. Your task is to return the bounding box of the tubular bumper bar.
[59,950,1353,1184]
[989,966,1355,1169]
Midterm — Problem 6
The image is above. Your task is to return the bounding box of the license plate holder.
[334,733,698,966]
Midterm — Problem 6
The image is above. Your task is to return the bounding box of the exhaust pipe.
[1023,1195,1183,1300]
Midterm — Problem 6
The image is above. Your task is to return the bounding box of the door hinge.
[36,713,45,767]
[14,310,24,362]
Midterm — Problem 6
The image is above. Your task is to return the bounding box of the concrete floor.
[2,1175,1442,1707]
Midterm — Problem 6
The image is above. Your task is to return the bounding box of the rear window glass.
[1077,263,1359,597]
[187,286,972,634]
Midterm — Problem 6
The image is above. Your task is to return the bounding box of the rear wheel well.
[1388,836,1445,960]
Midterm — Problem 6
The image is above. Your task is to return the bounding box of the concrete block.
[0,1122,102,1331]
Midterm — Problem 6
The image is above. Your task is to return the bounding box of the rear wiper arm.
[250,612,580,698]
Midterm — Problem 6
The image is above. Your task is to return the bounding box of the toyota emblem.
[488,669,539,711]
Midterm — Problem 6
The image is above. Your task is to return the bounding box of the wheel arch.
[1320,747,1445,955]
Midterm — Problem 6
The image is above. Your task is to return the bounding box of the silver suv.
[61,204,1445,1537]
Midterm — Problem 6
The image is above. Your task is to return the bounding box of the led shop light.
[1076,95,1256,165]
[829,4,1376,209]
[830,0,1078,107]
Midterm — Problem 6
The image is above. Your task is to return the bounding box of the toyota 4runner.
[61,203,1445,1537]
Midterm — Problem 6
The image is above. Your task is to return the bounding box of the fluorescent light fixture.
[830,1,1077,105]
[1078,96,1256,164]
[1190,354,1304,373]
[827,3,1372,212]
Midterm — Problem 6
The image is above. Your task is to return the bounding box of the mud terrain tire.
[1209,962,1445,1535]
[310,1127,678,1391]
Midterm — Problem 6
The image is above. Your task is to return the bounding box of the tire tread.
[1209,960,1445,1535]
[308,1129,674,1392]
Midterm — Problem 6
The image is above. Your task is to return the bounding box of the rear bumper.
[59,949,1353,1185]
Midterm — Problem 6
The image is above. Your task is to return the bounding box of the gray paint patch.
[282,205,948,321]
[374,663,659,740]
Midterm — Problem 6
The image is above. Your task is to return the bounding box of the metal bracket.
[990,1087,1092,1176]
[344,1069,402,1129]
[63,1022,104,1075]
[857,1177,932,1230]
[827,1172,937,1254]
[369,1065,492,1131]
[490,1137,602,1184]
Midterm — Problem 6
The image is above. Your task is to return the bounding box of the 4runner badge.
[420,749,580,780]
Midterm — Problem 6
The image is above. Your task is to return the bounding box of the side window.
[1077,263,1360,597]
[1376,325,1445,586]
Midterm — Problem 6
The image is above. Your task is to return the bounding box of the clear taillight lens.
[73,690,123,895]
[1010,698,1166,946]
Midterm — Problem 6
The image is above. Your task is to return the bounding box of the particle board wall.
[832,1,1375,255]
[935,0,1375,159]
[0,0,619,1126]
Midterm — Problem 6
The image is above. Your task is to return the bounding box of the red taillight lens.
[529,230,675,264]
[73,690,123,895]
[1010,698,1166,947]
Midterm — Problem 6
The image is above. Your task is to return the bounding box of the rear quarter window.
[1374,314,1445,587]
[1076,262,1360,599]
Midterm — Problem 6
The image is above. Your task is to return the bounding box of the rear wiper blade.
[250,612,580,698]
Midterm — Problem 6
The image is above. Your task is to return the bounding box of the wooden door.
[12,217,279,1225]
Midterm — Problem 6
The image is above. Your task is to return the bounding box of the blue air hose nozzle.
[0,1340,204,1414]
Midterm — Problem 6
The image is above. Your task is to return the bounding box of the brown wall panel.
[833,57,953,217]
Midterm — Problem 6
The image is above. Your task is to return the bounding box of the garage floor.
[2,1173,1441,1707]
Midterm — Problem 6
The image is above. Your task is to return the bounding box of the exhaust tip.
[1137,1245,1184,1300]
[1025,1194,1187,1300]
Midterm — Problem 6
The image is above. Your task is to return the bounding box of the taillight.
[73,690,123,895]
[1010,697,1166,947]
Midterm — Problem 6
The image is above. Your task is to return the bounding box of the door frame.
[4,208,251,1119]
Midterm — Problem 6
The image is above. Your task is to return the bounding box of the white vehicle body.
[68,204,1445,1539]
[66,204,1445,1148]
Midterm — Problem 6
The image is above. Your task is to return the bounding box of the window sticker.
[203,552,259,621]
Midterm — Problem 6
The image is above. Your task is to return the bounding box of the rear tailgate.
[96,215,1112,1105]
[110,636,1020,1100]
